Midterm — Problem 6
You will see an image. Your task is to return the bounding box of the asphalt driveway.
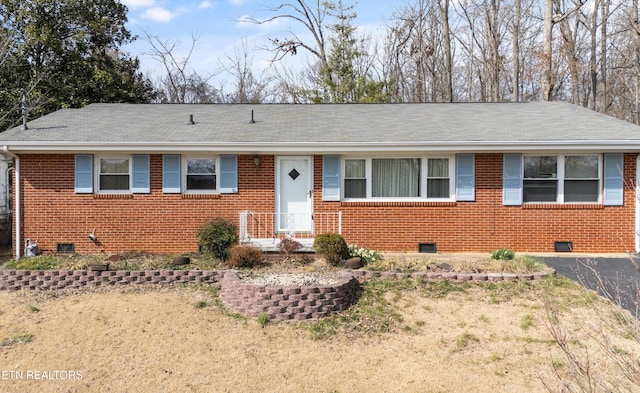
[541,255,640,316]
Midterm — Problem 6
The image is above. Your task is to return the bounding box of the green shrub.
[198,218,238,261]
[257,312,270,328]
[313,233,349,266]
[227,245,264,269]
[491,249,515,260]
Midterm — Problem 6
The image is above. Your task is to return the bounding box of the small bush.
[348,245,382,265]
[227,245,264,268]
[313,233,349,266]
[257,312,270,328]
[278,237,303,256]
[198,218,238,261]
[491,249,515,260]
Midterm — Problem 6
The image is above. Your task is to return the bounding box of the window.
[186,158,216,191]
[77,154,149,194]
[345,159,366,198]
[523,156,557,202]
[564,156,599,202]
[161,154,237,194]
[342,156,453,200]
[523,155,600,203]
[372,158,420,197]
[99,157,130,191]
[427,158,449,198]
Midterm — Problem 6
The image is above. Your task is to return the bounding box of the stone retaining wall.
[351,268,555,282]
[0,268,554,321]
[0,269,224,291]
[219,271,360,321]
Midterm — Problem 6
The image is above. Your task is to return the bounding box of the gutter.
[2,140,640,154]
[2,146,19,259]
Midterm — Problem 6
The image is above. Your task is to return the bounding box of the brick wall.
[13,153,638,255]
[313,154,637,253]
[18,154,275,254]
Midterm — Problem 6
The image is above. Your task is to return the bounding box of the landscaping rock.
[88,263,109,271]
[312,257,329,269]
[107,254,125,262]
[345,257,363,269]
[437,263,452,272]
[171,256,190,266]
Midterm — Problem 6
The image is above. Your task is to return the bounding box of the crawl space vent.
[57,243,75,254]
[554,241,573,252]
[418,243,437,253]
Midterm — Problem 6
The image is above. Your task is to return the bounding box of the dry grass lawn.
[0,271,639,393]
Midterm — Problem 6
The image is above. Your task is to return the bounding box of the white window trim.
[423,157,454,200]
[95,155,132,194]
[182,156,219,194]
[523,154,602,204]
[342,155,455,201]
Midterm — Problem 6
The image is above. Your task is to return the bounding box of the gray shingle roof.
[1,101,639,153]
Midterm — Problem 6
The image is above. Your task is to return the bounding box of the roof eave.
[3,140,640,154]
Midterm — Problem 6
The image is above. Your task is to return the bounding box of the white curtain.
[372,158,420,197]
[345,159,366,198]
[427,158,449,198]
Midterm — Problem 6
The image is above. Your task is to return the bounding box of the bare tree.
[541,0,586,101]
[437,0,453,102]
[541,0,555,101]
[144,31,220,103]
[455,0,511,102]
[599,0,611,112]
[512,0,522,102]
[246,1,335,70]
[385,0,453,102]
[271,65,311,103]
[627,0,640,123]
[542,256,640,392]
[218,39,272,103]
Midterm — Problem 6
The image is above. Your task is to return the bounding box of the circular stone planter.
[219,271,359,321]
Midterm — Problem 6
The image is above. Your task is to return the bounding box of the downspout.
[2,147,19,259]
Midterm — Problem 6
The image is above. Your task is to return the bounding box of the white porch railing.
[239,211,342,245]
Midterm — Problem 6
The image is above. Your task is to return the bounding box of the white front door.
[277,156,313,233]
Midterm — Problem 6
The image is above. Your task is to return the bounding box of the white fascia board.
[4,140,640,154]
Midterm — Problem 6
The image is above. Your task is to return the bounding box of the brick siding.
[13,153,638,255]
[314,154,637,253]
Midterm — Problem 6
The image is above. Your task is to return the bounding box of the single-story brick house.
[0,101,639,258]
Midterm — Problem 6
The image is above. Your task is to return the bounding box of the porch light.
[253,156,261,168]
